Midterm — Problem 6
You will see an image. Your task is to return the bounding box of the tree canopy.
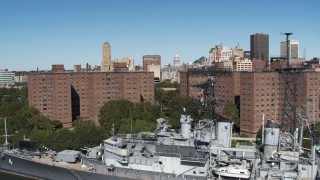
[99,100,159,134]
[193,56,207,64]
[223,101,240,130]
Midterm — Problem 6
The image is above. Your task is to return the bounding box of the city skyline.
[1,0,319,71]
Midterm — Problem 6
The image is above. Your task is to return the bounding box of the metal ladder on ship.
[69,169,83,180]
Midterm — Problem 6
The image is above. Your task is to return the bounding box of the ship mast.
[1,117,11,149]
[111,124,117,142]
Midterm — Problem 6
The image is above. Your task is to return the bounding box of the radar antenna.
[279,32,293,67]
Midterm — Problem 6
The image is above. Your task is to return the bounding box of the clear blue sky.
[1,0,319,71]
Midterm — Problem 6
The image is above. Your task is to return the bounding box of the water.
[0,171,32,180]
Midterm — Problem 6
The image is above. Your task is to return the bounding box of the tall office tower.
[101,41,113,71]
[173,50,180,66]
[250,33,269,61]
[280,40,299,59]
[143,55,161,78]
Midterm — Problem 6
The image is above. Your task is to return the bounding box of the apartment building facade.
[180,68,320,136]
[28,65,154,126]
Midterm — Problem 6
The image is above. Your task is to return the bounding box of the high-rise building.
[28,64,154,126]
[143,55,161,79]
[250,33,269,61]
[173,50,180,67]
[101,41,113,71]
[280,40,299,59]
[180,68,320,137]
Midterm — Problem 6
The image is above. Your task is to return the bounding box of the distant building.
[250,33,269,61]
[14,72,28,83]
[0,69,15,86]
[113,62,128,72]
[213,61,233,70]
[161,50,182,82]
[209,44,232,63]
[119,56,135,71]
[161,65,180,83]
[28,64,154,126]
[101,41,113,71]
[244,51,251,59]
[280,40,299,59]
[231,43,244,60]
[135,65,143,71]
[74,63,101,72]
[252,59,267,71]
[235,59,252,71]
[173,50,180,67]
[143,55,161,79]
[147,64,161,79]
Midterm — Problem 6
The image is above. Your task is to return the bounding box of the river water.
[0,171,33,180]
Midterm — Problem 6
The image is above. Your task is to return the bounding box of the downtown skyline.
[1,0,319,71]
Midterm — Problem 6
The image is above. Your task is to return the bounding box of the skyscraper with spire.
[101,41,113,71]
[173,50,180,66]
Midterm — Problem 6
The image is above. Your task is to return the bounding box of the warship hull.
[0,152,127,180]
[0,151,206,180]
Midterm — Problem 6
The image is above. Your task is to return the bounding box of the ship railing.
[181,156,207,162]
[83,158,105,165]
[122,139,157,145]
[110,154,128,163]
[155,152,181,158]
[117,134,139,138]
[10,150,32,160]
[156,151,208,162]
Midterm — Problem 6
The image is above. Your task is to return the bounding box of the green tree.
[223,102,240,130]
[99,100,162,135]
[193,56,207,64]
[72,118,106,149]
[154,86,200,129]
[99,100,134,134]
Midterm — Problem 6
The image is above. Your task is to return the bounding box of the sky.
[0,0,319,71]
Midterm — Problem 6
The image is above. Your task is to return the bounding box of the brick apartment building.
[28,65,154,126]
[180,67,320,136]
